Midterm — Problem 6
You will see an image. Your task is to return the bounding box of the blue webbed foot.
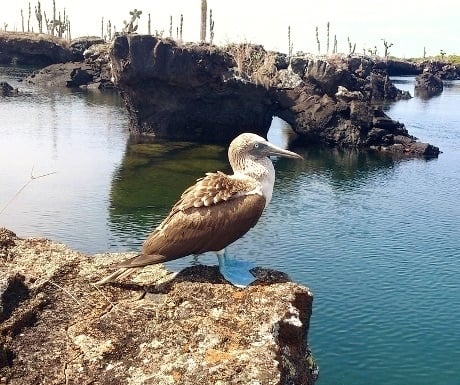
[217,251,256,288]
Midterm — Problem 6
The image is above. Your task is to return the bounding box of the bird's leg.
[217,248,256,288]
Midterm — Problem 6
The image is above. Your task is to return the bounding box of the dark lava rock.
[373,59,421,76]
[369,70,411,100]
[69,36,105,61]
[273,56,437,155]
[111,35,275,141]
[0,31,72,66]
[25,43,114,89]
[414,72,444,98]
[420,60,460,80]
[0,82,18,97]
[0,228,317,384]
[111,39,432,154]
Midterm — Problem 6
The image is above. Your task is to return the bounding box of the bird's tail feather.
[93,267,139,286]
[94,253,169,286]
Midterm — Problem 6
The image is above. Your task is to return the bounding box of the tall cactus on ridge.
[209,9,214,44]
[200,0,207,42]
[35,1,43,33]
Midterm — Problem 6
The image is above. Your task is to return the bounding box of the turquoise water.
[1,67,459,384]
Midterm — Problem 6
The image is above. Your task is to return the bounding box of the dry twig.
[0,166,56,215]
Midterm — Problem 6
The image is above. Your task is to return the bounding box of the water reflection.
[107,120,409,251]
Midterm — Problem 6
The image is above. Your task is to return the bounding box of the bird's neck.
[234,157,276,206]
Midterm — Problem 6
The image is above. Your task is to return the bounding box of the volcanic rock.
[0,228,317,385]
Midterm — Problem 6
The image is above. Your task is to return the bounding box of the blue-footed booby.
[96,133,302,287]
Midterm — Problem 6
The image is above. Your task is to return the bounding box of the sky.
[2,0,459,58]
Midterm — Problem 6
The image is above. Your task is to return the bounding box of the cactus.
[122,9,142,34]
[315,26,320,55]
[423,46,426,59]
[209,9,214,44]
[51,0,55,36]
[28,3,31,32]
[35,1,43,33]
[326,21,330,54]
[101,17,104,39]
[169,15,172,38]
[107,19,112,40]
[347,37,356,54]
[43,10,49,33]
[440,49,446,59]
[21,9,25,32]
[180,14,183,40]
[148,13,151,35]
[288,25,293,60]
[333,34,337,54]
[200,0,207,42]
[367,46,377,56]
[382,39,393,57]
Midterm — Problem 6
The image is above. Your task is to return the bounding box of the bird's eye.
[254,143,259,149]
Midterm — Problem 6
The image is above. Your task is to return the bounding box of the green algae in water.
[109,140,228,216]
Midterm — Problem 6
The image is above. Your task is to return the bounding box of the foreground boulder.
[0,228,317,384]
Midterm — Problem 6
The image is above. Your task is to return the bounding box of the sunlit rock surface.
[0,228,317,385]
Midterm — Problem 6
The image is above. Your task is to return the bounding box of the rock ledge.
[0,228,317,385]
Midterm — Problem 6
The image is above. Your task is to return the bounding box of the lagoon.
[1,66,459,385]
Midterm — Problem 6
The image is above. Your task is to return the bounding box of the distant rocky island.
[2,31,457,157]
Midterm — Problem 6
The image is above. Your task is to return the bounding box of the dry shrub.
[225,42,278,88]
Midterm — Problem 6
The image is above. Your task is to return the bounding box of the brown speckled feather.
[115,172,265,268]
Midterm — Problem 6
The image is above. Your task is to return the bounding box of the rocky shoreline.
[0,227,318,384]
[1,31,452,156]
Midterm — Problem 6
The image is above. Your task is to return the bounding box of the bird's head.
[228,133,303,172]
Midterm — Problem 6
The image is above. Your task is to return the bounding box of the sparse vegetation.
[347,37,356,54]
[2,1,458,62]
[34,1,43,33]
[209,9,214,45]
[122,9,142,34]
[200,0,207,42]
[382,39,393,57]
[225,43,277,88]
[315,26,320,54]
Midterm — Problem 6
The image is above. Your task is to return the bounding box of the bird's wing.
[115,172,265,269]
[172,171,259,211]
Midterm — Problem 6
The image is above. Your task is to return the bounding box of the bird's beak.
[265,142,303,160]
